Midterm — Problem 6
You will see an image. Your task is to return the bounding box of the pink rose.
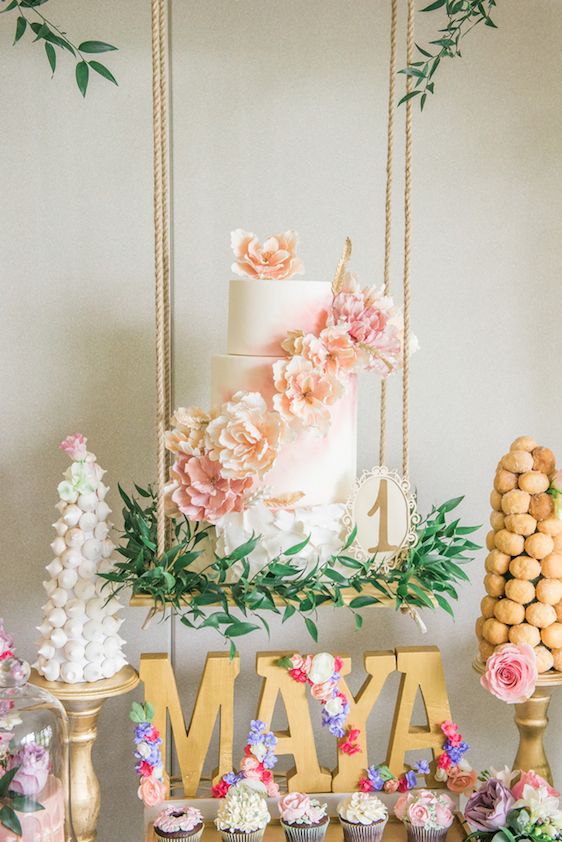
[231,229,304,281]
[267,780,280,798]
[290,654,312,674]
[408,802,430,827]
[511,770,559,801]
[435,804,454,829]
[171,454,253,524]
[394,793,413,821]
[8,743,49,796]
[481,643,538,704]
[384,779,399,793]
[273,355,342,435]
[59,433,88,461]
[310,679,337,701]
[278,793,311,824]
[359,778,372,793]
[240,756,260,773]
[138,775,166,807]
[447,766,478,794]
[441,721,458,739]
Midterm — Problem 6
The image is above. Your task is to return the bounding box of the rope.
[152,0,171,558]
[402,0,415,479]
[378,0,398,466]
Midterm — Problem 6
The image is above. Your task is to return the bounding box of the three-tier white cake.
[211,278,358,507]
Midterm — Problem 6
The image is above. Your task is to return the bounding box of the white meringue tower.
[35,434,127,684]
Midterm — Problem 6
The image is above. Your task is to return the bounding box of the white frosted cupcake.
[337,793,388,842]
[394,790,455,842]
[215,783,271,842]
[153,806,204,842]
[278,793,329,842]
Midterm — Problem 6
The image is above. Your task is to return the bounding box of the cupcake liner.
[220,829,266,842]
[405,826,449,842]
[339,817,388,842]
[154,827,204,842]
[280,819,330,842]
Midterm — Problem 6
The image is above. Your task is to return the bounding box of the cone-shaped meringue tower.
[35,434,127,684]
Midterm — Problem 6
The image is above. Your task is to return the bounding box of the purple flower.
[414,760,430,775]
[224,772,243,785]
[464,779,515,831]
[366,767,385,791]
[134,723,154,742]
[134,745,161,767]
[404,770,417,789]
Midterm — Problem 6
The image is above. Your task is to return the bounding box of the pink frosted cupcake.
[394,789,455,842]
[278,793,329,842]
[337,793,388,842]
[153,806,204,842]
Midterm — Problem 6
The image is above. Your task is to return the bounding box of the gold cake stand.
[473,658,562,784]
[31,665,140,842]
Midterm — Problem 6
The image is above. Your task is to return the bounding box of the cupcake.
[215,783,271,842]
[394,789,455,842]
[337,792,388,842]
[153,806,204,842]
[278,792,329,842]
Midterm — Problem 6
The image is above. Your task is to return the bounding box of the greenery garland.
[1,1,499,106]
[400,0,498,110]
[1,0,118,96]
[101,485,480,656]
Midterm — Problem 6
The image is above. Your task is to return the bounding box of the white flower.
[513,785,561,823]
[457,757,473,773]
[57,481,78,503]
[308,653,335,685]
[324,696,344,717]
[434,767,448,783]
[489,766,518,787]
[250,742,267,762]
[136,741,152,759]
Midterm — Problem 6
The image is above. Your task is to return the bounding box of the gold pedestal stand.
[31,665,140,842]
[473,658,562,785]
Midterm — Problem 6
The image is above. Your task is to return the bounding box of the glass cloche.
[0,625,74,842]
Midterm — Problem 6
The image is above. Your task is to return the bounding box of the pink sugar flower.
[59,433,88,461]
[273,355,342,435]
[138,776,166,807]
[441,721,458,739]
[384,779,399,793]
[437,752,452,770]
[290,654,312,674]
[231,229,304,281]
[359,777,372,793]
[171,454,253,525]
[310,679,338,701]
[318,325,358,376]
[334,656,344,673]
[289,668,309,683]
[481,643,538,704]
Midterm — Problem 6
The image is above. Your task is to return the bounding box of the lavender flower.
[404,770,417,789]
[464,779,515,831]
[366,767,385,791]
[414,760,430,775]
[224,772,243,786]
[134,722,155,743]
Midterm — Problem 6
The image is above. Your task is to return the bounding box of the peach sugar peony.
[171,454,254,525]
[231,229,304,281]
[206,391,283,480]
[165,407,211,457]
[481,643,538,704]
[273,355,342,435]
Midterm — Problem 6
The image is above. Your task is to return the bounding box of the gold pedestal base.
[473,658,562,785]
[31,665,140,842]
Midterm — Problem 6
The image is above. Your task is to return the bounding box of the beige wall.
[1,1,562,839]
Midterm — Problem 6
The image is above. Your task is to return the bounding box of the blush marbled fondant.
[0,776,65,842]
[227,279,332,357]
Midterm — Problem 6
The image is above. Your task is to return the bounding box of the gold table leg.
[513,687,553,784]
[31,665,140,842]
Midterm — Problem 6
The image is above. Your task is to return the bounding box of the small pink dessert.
[278,792,329,842]
[153,805,204,842]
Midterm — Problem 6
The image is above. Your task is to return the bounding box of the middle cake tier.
[211,354,358,507]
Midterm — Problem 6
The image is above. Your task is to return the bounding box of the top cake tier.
[227,279,332,357]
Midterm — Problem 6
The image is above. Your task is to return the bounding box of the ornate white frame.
[342,465,421,572]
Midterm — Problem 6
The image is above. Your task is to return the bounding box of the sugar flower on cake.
[272,356,342,435]
[206,391,283,479]
[170,454,254,525]
[165,407,212,458]
[328,271,408,377]
[480,643,538,704]
[231,229,304,281]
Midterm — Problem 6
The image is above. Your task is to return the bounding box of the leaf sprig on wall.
[399,0,498,110]
[1,0,118,96]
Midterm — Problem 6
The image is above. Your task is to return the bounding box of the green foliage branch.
[1,0,118,96]
[400,0,498,110]
[100,485,480,657]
